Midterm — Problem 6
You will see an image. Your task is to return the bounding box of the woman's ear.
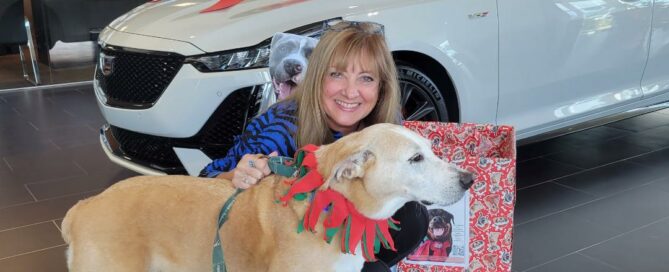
[330,149,375,183]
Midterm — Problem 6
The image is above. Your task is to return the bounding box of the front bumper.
[100,124,168,176]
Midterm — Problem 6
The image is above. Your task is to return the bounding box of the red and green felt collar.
[276,145,399,261]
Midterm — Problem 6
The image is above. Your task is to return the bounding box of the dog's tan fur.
[62,124,470,271]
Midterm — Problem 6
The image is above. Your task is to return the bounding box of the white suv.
[94,0,669,176]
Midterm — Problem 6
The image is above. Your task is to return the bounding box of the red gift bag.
[398,121,516,272]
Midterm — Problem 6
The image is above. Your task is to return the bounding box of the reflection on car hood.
[108,0,369,53]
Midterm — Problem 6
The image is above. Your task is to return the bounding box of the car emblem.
[468,11,489,19]
[99,53,115,76]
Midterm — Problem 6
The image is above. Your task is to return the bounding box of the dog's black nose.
[459,171,474,190]
[284,61,303,76]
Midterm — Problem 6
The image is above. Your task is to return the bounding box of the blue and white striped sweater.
[200,101,308,177]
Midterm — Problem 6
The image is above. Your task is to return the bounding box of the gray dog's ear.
[270,32,286,49]
[331,149,375,182]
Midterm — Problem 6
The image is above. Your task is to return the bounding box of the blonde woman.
[201,21,427,271]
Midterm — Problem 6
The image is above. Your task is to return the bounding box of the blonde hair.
[289,22,401,147]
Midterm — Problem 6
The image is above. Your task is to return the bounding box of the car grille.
[95,47,185,109]
[109,86,263,174]
[111,126,182,170]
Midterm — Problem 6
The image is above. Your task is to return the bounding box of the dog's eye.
[409,153,424,163]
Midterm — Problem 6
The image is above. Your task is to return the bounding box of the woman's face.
[321,58,380,135]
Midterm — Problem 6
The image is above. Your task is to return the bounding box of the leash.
[211,156,297,272]
[212,188,242,272]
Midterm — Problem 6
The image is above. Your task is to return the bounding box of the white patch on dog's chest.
[332,246,365,272]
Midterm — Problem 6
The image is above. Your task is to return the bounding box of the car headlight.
[185,19,338,73]
[185,44,271,72]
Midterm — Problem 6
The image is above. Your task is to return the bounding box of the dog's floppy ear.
[330,149,375,183]
[270,32,286,49]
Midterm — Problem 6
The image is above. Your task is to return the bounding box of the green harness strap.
[211,156,297,272]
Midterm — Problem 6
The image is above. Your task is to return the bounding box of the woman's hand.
[230,151,278,189]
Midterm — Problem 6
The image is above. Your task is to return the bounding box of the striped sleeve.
[199,102,298,177]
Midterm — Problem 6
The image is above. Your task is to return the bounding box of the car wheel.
[397,64,450,122]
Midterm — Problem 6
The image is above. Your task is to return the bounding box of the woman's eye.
[361,76,375,83]
[409,153,424,163]
[329,72,342,78]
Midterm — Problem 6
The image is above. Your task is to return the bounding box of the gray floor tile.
[512,212,620,271]
[0,129,60,157]
[555,161,666,197]
[3,150,87,184]
[612,125,669,150]
[515,182,596,225]
[0,92,49,107]
[54,220,63,231]
[0,96,13,113]
[517,138,579,162]
[606,112,669,132]
[0,117,36,136]
[43,124,98,150]
[648,176,669,194]
[0,245,68,272]
[630,147,669,170]
[552,126,633,147]
[65,143,134,177]
[0,191,98,231]
[516,158,583,188]
[524,253,620,272]
[11,95,91,130]
[581,217,669,272]
[0,179,34,209]
[564,185,669,233]
[0,104,19,117]
[0,222,64,259]
[545,138,653,169]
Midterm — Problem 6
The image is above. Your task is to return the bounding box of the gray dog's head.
[269,33,318,100]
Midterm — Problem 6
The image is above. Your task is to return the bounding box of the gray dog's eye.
[409,153,424,163]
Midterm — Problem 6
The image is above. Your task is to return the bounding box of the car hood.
[108,0,385,53]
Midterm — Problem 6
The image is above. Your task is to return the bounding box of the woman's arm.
[199,102,298,187]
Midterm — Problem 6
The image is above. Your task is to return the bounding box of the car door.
[641,0,669,97]
[496,0,653,134]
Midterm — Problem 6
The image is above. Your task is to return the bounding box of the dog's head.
[269,33,318,100]
[315,123,474,219]
[427,209,454,242]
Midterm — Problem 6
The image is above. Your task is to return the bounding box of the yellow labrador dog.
[61,123,473,272]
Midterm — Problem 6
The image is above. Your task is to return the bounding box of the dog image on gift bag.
[269,32,318,100]
[407,209,455,261]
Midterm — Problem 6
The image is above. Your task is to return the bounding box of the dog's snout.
[459,171,474,190]
[284,61,303,76]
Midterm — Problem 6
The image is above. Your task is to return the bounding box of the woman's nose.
[342,80,359,99]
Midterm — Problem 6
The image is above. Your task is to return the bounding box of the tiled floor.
[0,86,668,271]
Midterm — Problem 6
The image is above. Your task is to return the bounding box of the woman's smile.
[334,99,362,111]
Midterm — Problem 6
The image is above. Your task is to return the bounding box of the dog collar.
[267,155,301,177]
[277,145,399,261]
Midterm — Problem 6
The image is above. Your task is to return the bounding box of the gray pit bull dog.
[269,32,318,100]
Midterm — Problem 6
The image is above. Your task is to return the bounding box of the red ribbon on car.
[200,0,244,13]
[151,0,307,14]
[148,0,242,12]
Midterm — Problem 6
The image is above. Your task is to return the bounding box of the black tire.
[396,64,450,122]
